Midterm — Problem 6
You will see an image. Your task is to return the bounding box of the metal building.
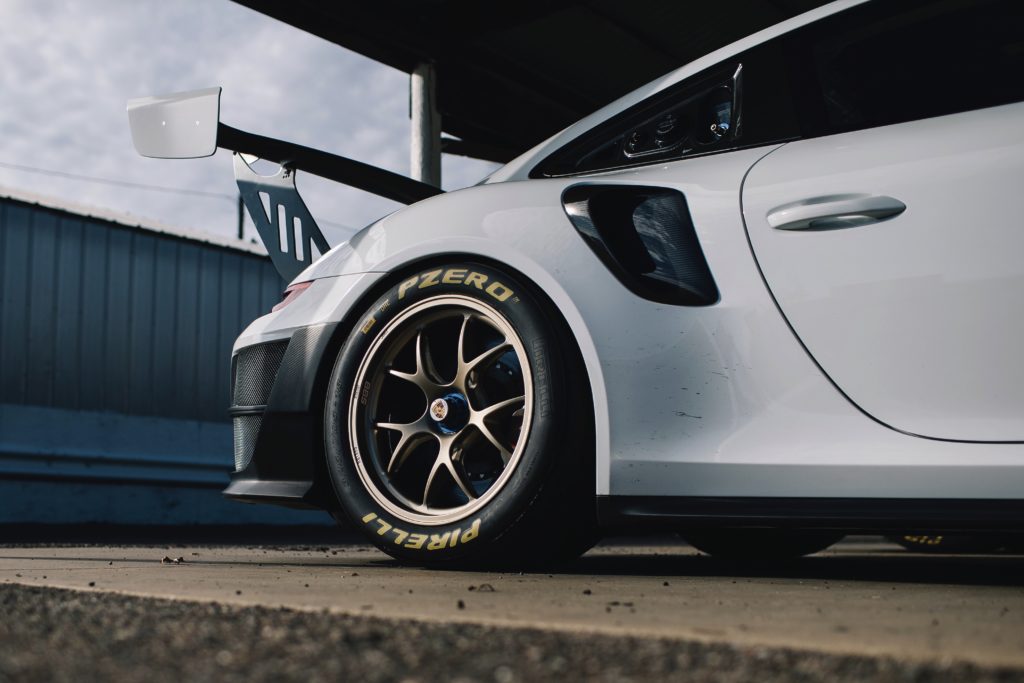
[0,188,328,525]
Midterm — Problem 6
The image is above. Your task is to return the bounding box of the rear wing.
[127,87,443,282]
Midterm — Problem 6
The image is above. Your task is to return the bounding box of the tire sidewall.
[325,262,568,562]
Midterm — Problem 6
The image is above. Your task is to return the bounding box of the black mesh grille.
[233,414,263,472]
[230,340,288,473]
[231,341,288,407]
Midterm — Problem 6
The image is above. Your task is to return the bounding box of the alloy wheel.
[347,295,533,526]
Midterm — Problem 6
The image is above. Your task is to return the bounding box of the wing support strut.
[127,86,445,281]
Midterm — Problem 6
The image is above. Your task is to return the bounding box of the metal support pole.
[410,62,441,188]
[237,194,245,240]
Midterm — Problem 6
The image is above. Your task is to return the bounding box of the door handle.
[767,194,906,231]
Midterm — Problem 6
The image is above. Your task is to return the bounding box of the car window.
[530,42,799,178]
[784,0,1024,136]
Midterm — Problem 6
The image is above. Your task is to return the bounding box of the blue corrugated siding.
[0,197,283,422]
[0,195,331,524]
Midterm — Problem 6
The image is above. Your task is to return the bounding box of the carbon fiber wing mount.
[233,154,330,284]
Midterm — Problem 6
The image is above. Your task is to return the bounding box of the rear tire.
[682,530,844,560]
[325,262,596,567]
[888,534,1007,554]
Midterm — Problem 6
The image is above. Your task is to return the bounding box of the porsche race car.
[128,0,1024,564]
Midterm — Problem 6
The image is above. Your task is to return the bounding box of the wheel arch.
[309,251,606,508]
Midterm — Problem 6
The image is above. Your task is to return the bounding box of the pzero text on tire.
[325,262,595,566]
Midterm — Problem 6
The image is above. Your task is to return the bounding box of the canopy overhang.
[232,1,831,164]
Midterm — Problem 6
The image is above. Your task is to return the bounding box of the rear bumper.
[224,322,340,510]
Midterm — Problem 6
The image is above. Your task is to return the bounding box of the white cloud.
[0,0,498,245]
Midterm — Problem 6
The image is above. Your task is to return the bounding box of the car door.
[742,0,1024,441]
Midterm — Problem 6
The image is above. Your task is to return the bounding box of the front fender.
[235,181,612,494]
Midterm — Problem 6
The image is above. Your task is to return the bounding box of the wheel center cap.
[429,398,449,421]
[429,393,469,434]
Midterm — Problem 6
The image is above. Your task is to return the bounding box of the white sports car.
[129,0,1024,564]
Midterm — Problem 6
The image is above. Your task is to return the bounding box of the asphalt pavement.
[1,537,1022,681]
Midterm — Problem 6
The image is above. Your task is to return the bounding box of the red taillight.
[272,281,312,312]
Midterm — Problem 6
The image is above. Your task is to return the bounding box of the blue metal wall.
[0,193,329,525]
[0,197,282,420]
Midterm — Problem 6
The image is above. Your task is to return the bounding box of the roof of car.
[231,0,836,164]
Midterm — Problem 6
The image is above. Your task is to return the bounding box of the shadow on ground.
[566,546,1024,588]
[4,526,1023,589]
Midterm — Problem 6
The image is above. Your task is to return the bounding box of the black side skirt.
[597,496,1024,533]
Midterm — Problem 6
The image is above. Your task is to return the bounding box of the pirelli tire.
[325,261,596,566]
[887,534,1009,554]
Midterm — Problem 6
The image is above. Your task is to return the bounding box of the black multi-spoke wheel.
[325,262,596,565]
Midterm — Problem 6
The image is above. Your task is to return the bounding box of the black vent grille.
[233,414,263,472]
[232,341,288,407]
[230,340,288,473]
[562,185,718,306]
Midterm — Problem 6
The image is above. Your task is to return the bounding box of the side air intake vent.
[233,414,264,472]
[230,340,288,472]
[562,185,718,306]
[232,341,288,408]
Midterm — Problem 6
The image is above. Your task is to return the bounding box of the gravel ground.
[0,584,1021,683]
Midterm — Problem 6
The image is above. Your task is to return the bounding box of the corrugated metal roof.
[0,185,267,257]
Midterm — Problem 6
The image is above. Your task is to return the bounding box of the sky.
[0,0,499,245]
